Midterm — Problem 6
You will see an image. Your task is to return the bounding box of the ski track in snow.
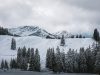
[0,35,95,69]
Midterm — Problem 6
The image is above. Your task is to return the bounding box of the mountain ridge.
[8,26,92,38]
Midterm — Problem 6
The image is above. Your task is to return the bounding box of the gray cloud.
[0,0,100,33]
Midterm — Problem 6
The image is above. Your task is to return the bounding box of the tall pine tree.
[17,47,22,69]
[29,48,35,71]
[95,51,100,75]
[34,48,41,71]
[93,28,99,42]
[1,60,4,70]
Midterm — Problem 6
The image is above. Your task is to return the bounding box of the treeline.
[70,34,85,38]
[46,44,100,74]
[1,60,9,70]
[0,26,20,36]
[0,26,9,35]
[0,47,41,72]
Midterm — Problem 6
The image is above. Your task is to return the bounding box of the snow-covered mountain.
[8,26,74,38]
[8,26,55,38]
[8,26,92,38]
[53,31,73,38]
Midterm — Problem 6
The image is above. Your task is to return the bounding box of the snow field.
[0,35,94,69]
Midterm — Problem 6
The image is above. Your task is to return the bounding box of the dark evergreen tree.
[65,49,75,73]
[55,46,62,73]
[92,42,100,71]
[79,48,87,73]
[10,59,13,69]
[60,35,65,46]
[85,47,94,73]
[29,48,35,71]
[76,35,78,38]
[46,49,50,68]
[71,35,74,38]
[10,59,18,69]
[0,26,9,35]
[52,48,57,73]
[79,34,82,38]
[22,46,27,57]
[1,60,4,70]
[26,48,31,63]
[46,48,54,69]
[4,60,9,70]
[46,48,57,72]
[17,47,22,69]
[21,58,27,70]
[11,38,16,50]
[21,46,27,70]
[73,50,79,73]
[34,48,41,71]
[93,28,99,42]
[61,50,66,72]
[94,51,100,75]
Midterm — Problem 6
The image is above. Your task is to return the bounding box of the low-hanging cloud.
[0,0,100,33]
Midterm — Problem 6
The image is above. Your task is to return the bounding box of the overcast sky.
[0,0,100,33]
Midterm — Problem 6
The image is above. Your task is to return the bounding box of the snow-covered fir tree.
[46,48,54,69]
[55,46,62,73]
[61,50,66,72]
[85,47,94,73]
[51,48,57,73]
[46,48,58,72]
[10,58,17,69]
[22,46,27,57]
[17,47,22,69]
[65,49,75,73]
[1,60,9,70]
[29,48,35,71]
[21,58,27,70]
[79,48,87,73]
[21,46,27,70]
[73,50,79,73]
[95,51,100,75]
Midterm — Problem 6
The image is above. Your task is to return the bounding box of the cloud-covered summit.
[0,0,100,33]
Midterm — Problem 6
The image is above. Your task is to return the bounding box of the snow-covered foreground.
[0,35,94,69]
[0,70,98,75]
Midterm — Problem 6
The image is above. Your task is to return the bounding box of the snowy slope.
[0,35,94,69]
[0,70,98,75]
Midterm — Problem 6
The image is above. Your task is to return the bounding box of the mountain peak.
[8,26,45,37]
[8,26,92,38]
[54,30,71,38]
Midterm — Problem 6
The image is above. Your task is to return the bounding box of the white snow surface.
[0,70,98,75]
[0,35,94,69]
